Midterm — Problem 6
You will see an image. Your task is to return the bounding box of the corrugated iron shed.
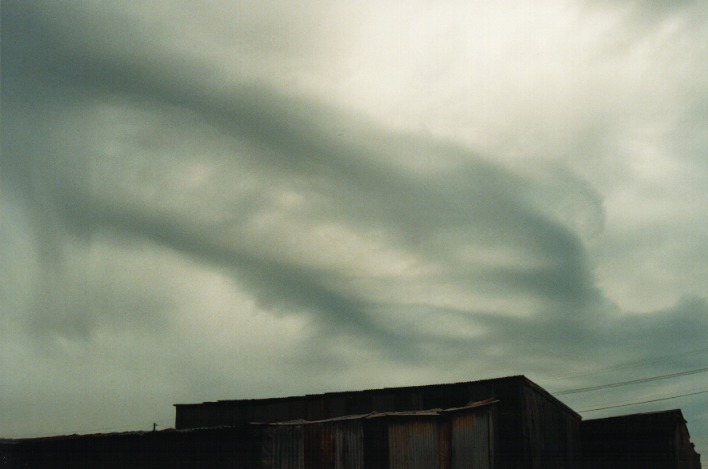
[175,375,581,469]
[260,399,497,469]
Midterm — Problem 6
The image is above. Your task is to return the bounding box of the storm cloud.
[2,0,706,454]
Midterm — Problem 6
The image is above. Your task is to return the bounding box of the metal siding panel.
[272,419,365,469]
[451,413,472,468]
[335,420,364,469]
[439,420,452,469]
[328,398,348,419]
[305,423,334,469]
[387,423,409,468]
[307,399,327,421]
[388,419,440,469]
[269,425,304,469]
[409,392,424,411]
[521,383,578,469]
[472,412,491,469]
[488,409,495,469]
[262,428,274,468]
[451,411,491,469]
[363,417,389,469]
[372,394,397,413]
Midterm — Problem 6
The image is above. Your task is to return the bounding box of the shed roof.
[175,375,522,407]
[174,374,577,417]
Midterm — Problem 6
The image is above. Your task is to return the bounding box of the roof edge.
[521,376,582,420]
[174,375,526,407]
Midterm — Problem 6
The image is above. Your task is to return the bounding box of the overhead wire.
[545,346,708,413]
[577,389,708,413]
[545,345,708,382]
[553,366,708,395]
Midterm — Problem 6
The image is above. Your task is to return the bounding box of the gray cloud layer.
[2,0,707,453]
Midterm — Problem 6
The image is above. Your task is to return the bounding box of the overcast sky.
[1,0,707,457]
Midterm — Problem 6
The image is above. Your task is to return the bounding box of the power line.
[546,345,708,382]
[553,366,708,395]
[578,389,708,413]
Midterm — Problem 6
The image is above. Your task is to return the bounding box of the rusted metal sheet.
[335,420,365,469]
[264,401,497,469]
[388,419,442,469]
[264,425,305,469]
[266,419,365,469]
[521,383,578,469]
[304,420,365,469]
[305,423,335,469]
[451,410,491,469]
[438,420,451,469]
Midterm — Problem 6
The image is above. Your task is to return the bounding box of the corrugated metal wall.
[335,421,365,469]
[264,425,305,469]
[264,420,365,469]
[521,384,579,469]
[451,410,492,469]
[388,419,440,469]
[263,403,497,469]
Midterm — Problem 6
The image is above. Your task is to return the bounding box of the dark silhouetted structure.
[260,399,498,469]
[1,375,701,468]
[0,426,261,468]
[581,409,701,469]
[176,375,581,469]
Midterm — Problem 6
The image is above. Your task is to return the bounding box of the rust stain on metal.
[263,400,498,468]
[388,419,440,469]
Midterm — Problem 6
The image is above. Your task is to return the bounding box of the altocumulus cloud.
[1,0,707,453]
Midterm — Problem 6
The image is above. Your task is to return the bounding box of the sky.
[1,0,707,459]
